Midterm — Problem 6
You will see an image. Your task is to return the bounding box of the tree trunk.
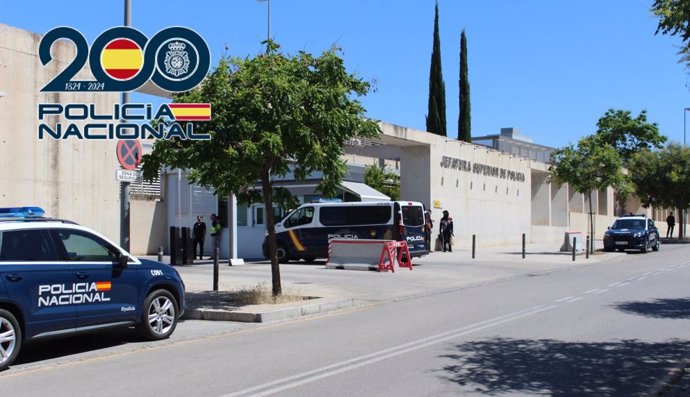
[261,169,282,296]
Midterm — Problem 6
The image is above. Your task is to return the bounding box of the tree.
[594,109,666,163]
[549,135,628,251]
[652,0,690,67]
[426,1,447,136]
[458,29,471,142]
[593,108,666,213]
[363,165,400,201]
[142,42,381,296]
[631,144,690,239]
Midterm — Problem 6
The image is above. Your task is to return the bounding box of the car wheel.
[652,239,660,252]
[640,241,648,253]
[136,290,178,341]
[276,244,290,263]
[0,309,21,371]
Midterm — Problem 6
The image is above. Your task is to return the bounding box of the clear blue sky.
[3,0,688,148]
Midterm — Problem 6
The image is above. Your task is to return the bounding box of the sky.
[2,0,689,148]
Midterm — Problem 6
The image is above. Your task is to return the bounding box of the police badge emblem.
[164,41,190,78]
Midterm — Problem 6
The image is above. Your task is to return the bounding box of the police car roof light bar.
[0,207,46,218]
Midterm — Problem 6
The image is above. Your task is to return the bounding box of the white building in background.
[2,22,682,259]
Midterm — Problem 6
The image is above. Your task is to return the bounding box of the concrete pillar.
[530,170,550,225]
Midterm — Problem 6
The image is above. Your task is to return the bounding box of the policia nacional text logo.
[37,26,212,140]
[38,281,111,307]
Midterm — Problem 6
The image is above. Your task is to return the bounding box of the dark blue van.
[262,201,429,262]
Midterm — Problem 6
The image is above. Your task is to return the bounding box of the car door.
[50,229,143,328]
[0,228,76,339]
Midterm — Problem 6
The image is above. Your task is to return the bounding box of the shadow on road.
[615,298,690,320]
[14,328,146,365]
[439,337,689,396]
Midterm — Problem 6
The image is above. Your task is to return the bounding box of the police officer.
[210,213,221,258]
[192,216,206,260]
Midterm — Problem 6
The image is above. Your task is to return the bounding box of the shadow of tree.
[615,298,690,320]
[440,337,689,396]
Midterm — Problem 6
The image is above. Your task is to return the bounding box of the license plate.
[615,241,628,246]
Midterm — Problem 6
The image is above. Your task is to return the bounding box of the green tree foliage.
[363,165,400,201]
[594,109,666,163]
[549,135,627,250]
[426,1,447,136]
[631,144,690,239]
[652,0,690,66]
[142,42,381,295]
[458,29,471,142]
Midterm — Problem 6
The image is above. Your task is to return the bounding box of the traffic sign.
[116,140,142,171]
[116,169,142,183]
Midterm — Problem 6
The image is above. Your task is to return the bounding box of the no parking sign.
[116,140,142,171]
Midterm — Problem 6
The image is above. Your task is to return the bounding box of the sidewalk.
[143,240,623,324]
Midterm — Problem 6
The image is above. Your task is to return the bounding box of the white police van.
[262,201,429,262]
[0,207,185,371]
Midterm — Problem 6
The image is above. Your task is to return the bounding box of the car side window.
[0,229,59,261]
[52,229,119,262]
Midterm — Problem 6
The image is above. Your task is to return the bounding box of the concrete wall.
[0,23,121,242]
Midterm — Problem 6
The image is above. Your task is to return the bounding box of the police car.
[0,207,185,371]
[603,214,660,253]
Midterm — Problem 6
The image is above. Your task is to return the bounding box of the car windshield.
[611,219,645,229]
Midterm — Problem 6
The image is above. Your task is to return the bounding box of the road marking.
[585,288,600,294]
[556,296,575,302]
[618,282,630,287]
[650,272,662,277]
[626,276,638,282]
[563,297,584,303]
[608,281,621,287]
[643,272,653,276]
[637,276,647,281]
[594,289,609,294]
[222,305,556,397]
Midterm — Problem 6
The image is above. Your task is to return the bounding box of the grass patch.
[231,282,312,305]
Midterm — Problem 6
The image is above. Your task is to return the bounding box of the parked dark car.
[603,215,660,253]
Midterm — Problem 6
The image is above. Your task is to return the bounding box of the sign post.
[116,139,142,251]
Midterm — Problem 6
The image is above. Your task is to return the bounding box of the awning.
[340,181,390,201]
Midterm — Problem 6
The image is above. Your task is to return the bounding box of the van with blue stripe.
[262,201,429,262]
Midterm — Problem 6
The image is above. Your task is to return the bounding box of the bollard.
[472,234,476,259]
[586,236,590,259]
[572,237,576,261]
[522,233,526,259]
[213,247,219,292]
[157,246,164,263]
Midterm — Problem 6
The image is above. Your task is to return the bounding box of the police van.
[262,201,429,262]
[0,207,186,371]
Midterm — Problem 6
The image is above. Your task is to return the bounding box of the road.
[2,245,690,396]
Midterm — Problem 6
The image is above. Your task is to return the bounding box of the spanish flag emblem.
[95,281,112,292]
[101,39,144,80]
[168,103,212,121]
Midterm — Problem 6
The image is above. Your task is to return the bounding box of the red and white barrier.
[326,239,413,272]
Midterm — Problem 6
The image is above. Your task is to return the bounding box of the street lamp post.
[680,108,690,238]
[256,0,271,43]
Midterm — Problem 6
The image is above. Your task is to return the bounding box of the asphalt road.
[2,245,690,396]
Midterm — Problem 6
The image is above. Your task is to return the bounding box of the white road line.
[643,272,653,276]
[584,289,599,294]
[594,289,609,294]
[650,272,663,277]
[565,297,584,303]
[618,282,630,287]
[556,296,575,302]
[626,276,638,282]
[637,277,647,281]
[222,305,556,397]
[608,282,621,287]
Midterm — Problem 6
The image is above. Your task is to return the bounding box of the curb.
[182,298,366,323]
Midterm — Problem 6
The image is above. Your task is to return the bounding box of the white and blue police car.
[0,207,185,371]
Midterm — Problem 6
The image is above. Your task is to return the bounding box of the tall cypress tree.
[458,29,471,142]
[426,1,447,136]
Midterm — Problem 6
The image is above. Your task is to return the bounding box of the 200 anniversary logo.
[38,26,212,140]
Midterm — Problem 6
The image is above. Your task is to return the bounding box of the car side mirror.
[607,226,610,230]
[117,254,129,269]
